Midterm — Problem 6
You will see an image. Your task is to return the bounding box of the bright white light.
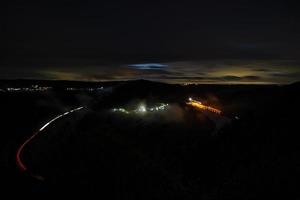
[137,104,147,113]
[112,107,129,114]
[189,97,192,101]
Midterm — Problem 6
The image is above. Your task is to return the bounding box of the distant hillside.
[284,81,300,89]
[0,79,123,88]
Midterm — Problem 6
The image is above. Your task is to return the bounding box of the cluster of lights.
[112,108,130,114]
[112,103,169,115]
[66,87,104,91]
[148,103,169,112]
[4,85,106,92]
[4,86,106,92]
[6,85,52,92]
[136,104,147,113]
[182,83,197,86]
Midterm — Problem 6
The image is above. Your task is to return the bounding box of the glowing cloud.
[128,63,168,70]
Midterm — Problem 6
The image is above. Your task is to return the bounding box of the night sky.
[2,0,300,84]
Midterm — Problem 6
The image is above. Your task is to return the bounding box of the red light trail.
[16,107,84,172]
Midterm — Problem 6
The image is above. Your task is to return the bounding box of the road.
[16,106,84,172]
[186,98,222,114]
[186,98,231,135]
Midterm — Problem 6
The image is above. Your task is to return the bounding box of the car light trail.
[16,106,84,172]
[186,98,221,114]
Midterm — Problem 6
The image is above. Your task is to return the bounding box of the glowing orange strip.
[186,100,221,114]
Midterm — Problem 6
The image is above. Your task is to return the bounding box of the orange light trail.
[186,99,222,114]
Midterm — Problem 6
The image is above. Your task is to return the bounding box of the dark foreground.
[0,80,300,199]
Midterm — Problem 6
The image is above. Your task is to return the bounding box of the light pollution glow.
[2,60,300,84]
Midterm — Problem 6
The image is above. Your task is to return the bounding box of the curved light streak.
[16,106,84,172]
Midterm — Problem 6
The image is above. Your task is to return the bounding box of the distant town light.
[189,97,192,101]
[137,104,147,113]
[112,103,169,115]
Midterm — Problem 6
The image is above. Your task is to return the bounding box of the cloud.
[252,68,270,72]
[209,75,262,82]
[220,76,242,81]
[269,72,300,78]
[242,75,261,80]
[2,59,299,84]
[154,76,205,80]
[152,75,262,83]
[127,63,168,70]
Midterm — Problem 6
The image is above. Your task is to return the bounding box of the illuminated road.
[16,106,84,172]
[186,98,230,134]
[186,98,222,114]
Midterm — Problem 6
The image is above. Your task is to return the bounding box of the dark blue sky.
[2,0,300,84]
